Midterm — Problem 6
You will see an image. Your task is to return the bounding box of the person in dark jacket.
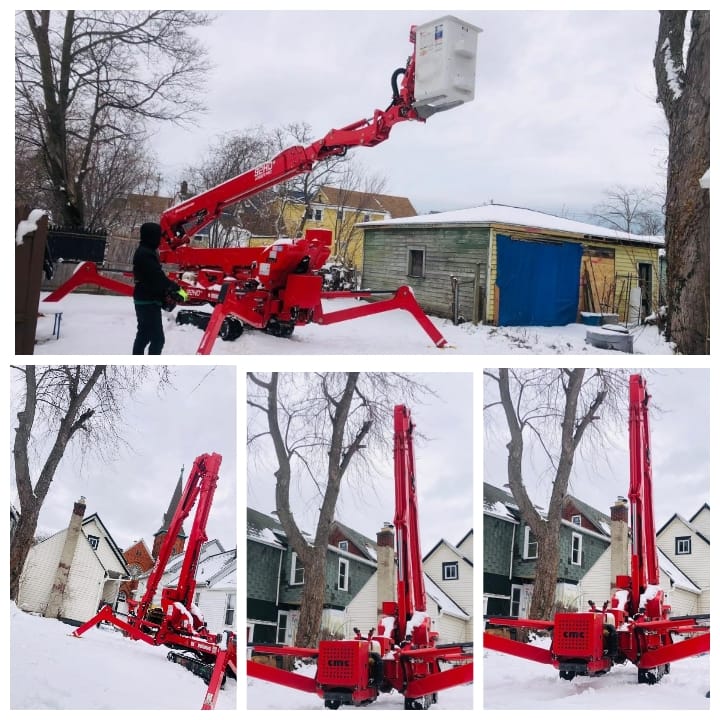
[132,222,186,355]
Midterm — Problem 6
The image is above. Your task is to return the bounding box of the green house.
[483,483,612,619]
[247,508,377,645]
[360,203,663,326]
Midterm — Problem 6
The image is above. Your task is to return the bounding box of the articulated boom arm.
[393,404,427,642]
[627,373,660,614]
[136,452,223,623]
[159,31,421,252]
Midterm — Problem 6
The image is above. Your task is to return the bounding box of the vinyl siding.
[656,518,710,613]
[17,529,105,622]
[423,543,473,636]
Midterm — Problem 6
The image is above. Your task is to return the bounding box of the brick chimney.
[376,523,396,625]
[45,496,87,619]
[610,496,629,592]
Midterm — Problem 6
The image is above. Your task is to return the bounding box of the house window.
[338,540,349,551]
[571,514,581,525]
[224,593,236,626]
[338,557,350,591]
[306,207,323,221]
[571,532,583,566]
[442,561,459,580]
[277,611,289,644]
[117,591,126,602]
[523,526,538,559]
[363,213,371,223]
[675,536,691,555]
[87,535,99,550]
[408,248,425,278]
[337,209,344,220]
[510,586,522,617]
[290,552,305,585]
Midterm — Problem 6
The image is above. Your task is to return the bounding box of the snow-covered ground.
[10,602,236,710]
[247,659,474,710]
[33,291,674,355]
[484,636,710,709]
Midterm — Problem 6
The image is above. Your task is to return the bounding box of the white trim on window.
[571,532,583,566]
[523,526,538,559]
[290,552,305,585]
[338,557,349,591]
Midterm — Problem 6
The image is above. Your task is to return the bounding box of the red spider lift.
[484,374,710,684]
[43,16,481,354]
[247,404,473,709]
[71,453,237,710]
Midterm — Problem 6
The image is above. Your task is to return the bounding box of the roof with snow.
[247,507,286,548]
[359,203,664,246]
[139,539,225,580]
[166,548,236,591]
[423,573,470,620]
[657,549,701,594]
[483,483,520,522]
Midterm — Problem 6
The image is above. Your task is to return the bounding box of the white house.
[134,539,236,635]
[577,504,709,617]
[655,505,710,614]
[18,503,129,625]
[343,530,473,645]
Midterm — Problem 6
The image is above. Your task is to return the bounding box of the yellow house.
[267,186,416,271]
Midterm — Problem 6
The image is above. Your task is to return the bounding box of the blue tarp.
[496,234,583,326]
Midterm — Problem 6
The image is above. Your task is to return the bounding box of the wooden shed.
[360,204,664,326]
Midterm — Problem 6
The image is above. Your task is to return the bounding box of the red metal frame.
[72,453,237,709]
[43,24,453,353]
[247,404,473,708]
[483,374,710,683]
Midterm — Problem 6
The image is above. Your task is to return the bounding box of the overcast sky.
[10,366,237,553]
[483,368,710,528]
[246,372,474,556]
[149,8,668,217]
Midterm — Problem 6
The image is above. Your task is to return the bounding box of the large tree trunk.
[654,11,710,354]
[293,549,326,649]
[10,510,41,601]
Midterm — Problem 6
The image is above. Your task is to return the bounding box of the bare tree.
[247,372,431,648]
[590,185,664,236]
[653,11,709,354]
[271,122,351,239]
[331,165,388,268]
[183,128,277,247]
[15,10,212,228]
[484,368,628,621]
[10,365,170,600]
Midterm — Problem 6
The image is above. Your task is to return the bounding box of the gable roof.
[167,548,236,590]
[360,202,664,246]
[332,519,378,562]
[422,537,473,566]
[319,186,416,218]
[564,494,612,537]
[656,513,710,545]
[81,513,130,573]
[689,503,710,524]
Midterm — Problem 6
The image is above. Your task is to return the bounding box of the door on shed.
[496,234,583,326]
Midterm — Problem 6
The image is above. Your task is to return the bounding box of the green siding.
[511,523,609,582]
[483,516,515,575]
[277,549,374,608]
[247,540,283,602]
[362,226,490,320]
